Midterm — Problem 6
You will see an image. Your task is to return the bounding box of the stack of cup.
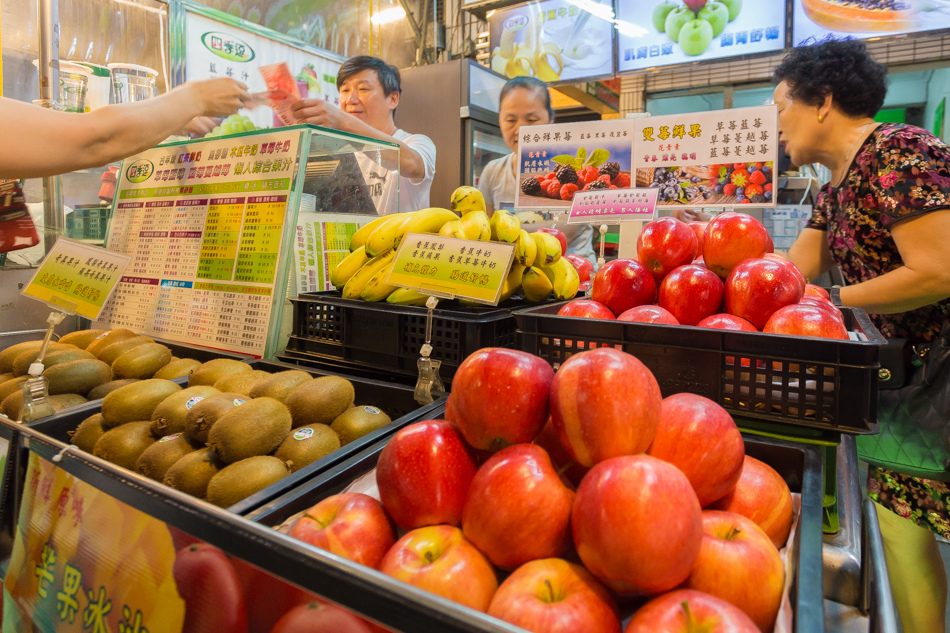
[107,63,159,104]
[32,60,92,112]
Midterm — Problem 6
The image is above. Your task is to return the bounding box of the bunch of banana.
[521,258,580,303]
[490,17,564,82]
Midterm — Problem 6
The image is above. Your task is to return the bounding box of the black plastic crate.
[24,359,444,516]
[516,304,886,434]
[247,427,824,633]
[277,350,420,387]
[287,292,523,383]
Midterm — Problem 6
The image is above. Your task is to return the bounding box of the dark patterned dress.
[808,122,950,537]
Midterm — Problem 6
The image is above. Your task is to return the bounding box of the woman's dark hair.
[500,76,555,122]
[772,37,887,118]
[338,56,402,96]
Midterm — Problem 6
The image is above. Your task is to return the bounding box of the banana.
[450,186,486,215]
[393,208,460,249]
[460,210,492,242]
[350,215,394,252]
[522,266,553,303]
[439,220,466,239]
[342,250,397,299]
[500,263,526,302]
[542,258,580,301]
[489,210,522,243]
[387,287,431,306]
[515,229,537,267]
[329,246,371,289]
[365,213,414,257]
[360,259,400,302]
[531,231,562,266]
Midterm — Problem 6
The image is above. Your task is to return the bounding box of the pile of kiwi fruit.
[68,357,393,509]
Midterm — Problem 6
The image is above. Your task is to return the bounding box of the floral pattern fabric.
[868,466,950,538]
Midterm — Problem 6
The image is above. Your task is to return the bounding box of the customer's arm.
[787,227,835,282]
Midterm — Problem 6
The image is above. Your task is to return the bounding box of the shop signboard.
[488,0,615,84]
[567,188,659,224]
[96,129,304,358]
[616,0,785,72]
[792,0,950,46]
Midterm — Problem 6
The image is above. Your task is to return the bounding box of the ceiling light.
[370,7,406,24]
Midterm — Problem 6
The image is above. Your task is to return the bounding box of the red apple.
[288,493,395,569]
[379,525,498,612]
[703,212,771,279]
[532,419,590,488]
[624,589,759,633]
[637,217,699,284]
[617,305,679,325]
[687,221,708,248]
[572,455,703,596]
[462,444,574,570]
[765,233,774,253]
[557,299,616,320]
[591,259,657,316]
[658,264,724,326]
[647,394,744,507]
[763,303,849,340]
[798,296,845,324]
[724,258,804,330]
[230,558,322,633]
[444,392,458,424]
[803,283,830,299]
[550,348,662,467]
[684,511,785,632]
[535,227,568,257]
[269,601,374,633]
[563,254,594,290]
[452,348,554,451]
[693,255,706,266]
[488,558,621,633]
[709,455,794,548]
[696,313,757,331]
[376,420,477,530]
[763,253,805,294]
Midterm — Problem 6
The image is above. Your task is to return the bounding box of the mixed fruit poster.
[792,0,950,45]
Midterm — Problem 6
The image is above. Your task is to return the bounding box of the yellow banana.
[501,263,526,302]
[515,229,537,267]
[329,246,371,289]
[351,214,399,252]
[450,186,487,215]
[522,266,553,303]
[531,231,562,266]
[489,210,522,243]
[460,210,492,242]
[542,258,580,301]
[342,250,397,299]
[387,287,431,306]
[365,212,414,257]
[393,207,460,249]
[439,220,466,239]
[360,259,400,302]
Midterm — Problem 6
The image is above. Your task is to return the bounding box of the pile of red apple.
[284,346,796,633]
[559,212,849,341]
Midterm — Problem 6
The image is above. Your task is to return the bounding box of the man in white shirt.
[291,56,436,214]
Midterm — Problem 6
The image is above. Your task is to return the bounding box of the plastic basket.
[516,304,886,434]
[287,292,523,383]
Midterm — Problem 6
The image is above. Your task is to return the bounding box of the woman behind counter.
[477,77,596,266]
[775,38,950,632]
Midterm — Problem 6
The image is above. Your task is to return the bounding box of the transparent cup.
[59,71,88,113]
[107,63,158,104]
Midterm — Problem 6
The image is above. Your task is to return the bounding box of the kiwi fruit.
[153,358,202,381]
[111,343,172,379]
[12,343,78,376]
[93,421,156,470]
[248,370,313,403]
[163,449,221,498]
[274,425,340,473]
[86,329,138,357]
[135,433,203,482]
[4,392,89,421]
[150,386,221,436]
[184,392,248,444]
[96,335,153,366]
[205,455,290,508]
[69,413,107,452]
[0,376,30,403]
[0,341,44,374]
[101,379,182,428]
[284,376,355,428]
[188,359,253,387]
[38,348,96,369]
[331,406,392,446]
[207,397,292,464]
[87,379,139,401]
[212,370,270,396]
[58,329,108,350]
[43,359,113,396]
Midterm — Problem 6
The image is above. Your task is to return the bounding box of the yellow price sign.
[387,233,516,305]
[21,238,131,319]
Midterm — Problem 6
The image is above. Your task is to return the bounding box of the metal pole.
[432,0,438,63]
[38,0,64,252]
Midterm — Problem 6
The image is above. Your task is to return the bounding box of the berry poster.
[632,105,779,208]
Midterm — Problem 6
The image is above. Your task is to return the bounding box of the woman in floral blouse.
[775,38,950,631]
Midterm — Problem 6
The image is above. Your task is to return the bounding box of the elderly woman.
[775,38,950,632]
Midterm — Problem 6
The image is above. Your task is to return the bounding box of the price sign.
[21,238,131,319]
[387,233,516,305]
[567,188,658,225]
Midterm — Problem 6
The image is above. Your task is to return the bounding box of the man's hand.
[291,98,351,131]
[181,116,219,138]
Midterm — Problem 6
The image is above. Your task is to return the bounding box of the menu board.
[96,130,304,357]
[617,0,785,72]
[489,0,615,84]
[792,0,950,45]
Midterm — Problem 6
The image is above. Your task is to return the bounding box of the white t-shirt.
[358,129,436,215]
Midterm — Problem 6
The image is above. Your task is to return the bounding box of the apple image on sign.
[679,19,714,57]
[653,0,680,32]
[722,0,742,21]
[665,5,695,41]
[698,1,730,37]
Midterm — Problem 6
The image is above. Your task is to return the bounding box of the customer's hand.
[181,116,219,138]
[672,209,714,222]
[187,78,250,117]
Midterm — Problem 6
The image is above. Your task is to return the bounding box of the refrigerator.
[395,59,509,208]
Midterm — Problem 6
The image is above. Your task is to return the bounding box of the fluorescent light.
[370,7,406,24]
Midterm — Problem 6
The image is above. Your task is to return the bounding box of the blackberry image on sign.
[555,164,579,184]
[599,162,621,179]
[585,180,609,191]
[521,177,543,197]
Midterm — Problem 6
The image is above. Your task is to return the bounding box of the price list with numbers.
[97,129,304,357]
